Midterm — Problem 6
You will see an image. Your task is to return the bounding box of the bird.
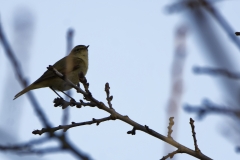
[13,45,89,100]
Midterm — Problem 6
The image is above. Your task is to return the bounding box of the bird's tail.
[13,84,38,100]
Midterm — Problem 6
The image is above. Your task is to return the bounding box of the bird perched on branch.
[14,45,89,100]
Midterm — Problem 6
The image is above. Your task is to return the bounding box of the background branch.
[184,99,240,120]
[193,66,240,79]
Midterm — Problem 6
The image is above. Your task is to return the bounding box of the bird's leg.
[50,87,75,101]
[49,87,63,99]
[60,90,75,100]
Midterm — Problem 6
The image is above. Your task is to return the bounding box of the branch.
[105,83,113,109]
[190,118,201,153]
[0,138,62,155]
[235,32,240,36]
[0,137,48,151]
[0,145,62,155]
[160,149,182,160]
[167,117,174,139]
[184,99,240,119]
[53,97,96,109]
[166,0,240,51]
[197,0,240,51]
[193,66,240,79]
[46,66,213,160]
[33,116,114,135]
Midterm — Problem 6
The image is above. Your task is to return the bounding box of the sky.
[0,0,240,160]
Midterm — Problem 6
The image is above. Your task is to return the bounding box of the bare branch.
[166,0,240,50]
[0,145,62,155]
[235,32,240,36]
[47,66,213,160]
[190,118,201,153]
[105,83,113,109]
[184,99,240,119]
[160,149,182,160]
[53,97,96,109]
[197,0,240,50]
[33,116,114,135]
[0,137,48,151]
[193,66,240,79]
[167,117,174,139]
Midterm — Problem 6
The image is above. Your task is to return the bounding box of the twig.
[0,137,48,151]
[184,99,240,119]
[197,0,240,51]
[235,32,240,36]
[160,149,181,160]
[78,72,91,96]
[105,83,113,109]
[190,118,201,153]
[193,66,240,79]
[53,97,96,109]
[0,145,62,155]
[127,127,136,135]
[166,0,240,51]
[167,117,174,139]
[33,116,114,135]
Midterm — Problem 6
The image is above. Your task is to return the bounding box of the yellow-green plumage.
[14,45,89,100]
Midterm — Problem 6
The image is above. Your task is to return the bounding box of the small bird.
[14,45,89,100]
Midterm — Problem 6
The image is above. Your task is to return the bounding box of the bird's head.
[70,45,89,57]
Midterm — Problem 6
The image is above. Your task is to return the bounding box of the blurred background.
[0,0,240,159]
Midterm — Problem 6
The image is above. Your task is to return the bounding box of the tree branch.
[33,116,114,135]
[46,66,213,160]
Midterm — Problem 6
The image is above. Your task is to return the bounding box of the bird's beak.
[86,45,89,49]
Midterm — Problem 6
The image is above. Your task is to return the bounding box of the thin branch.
[167,117,174,139]
[184,99,240,119]
[235,32,240,36]
[0,137,59,155]
[0,146,62,155]
[190,118,201,153]
[193,66,240,79]
[197,0,240,51]
[105,83,113,109]
[166,0,240,51]
[33,116,114,135]
[53,97,96,109]
[160,149,182,160]
[127,127,136,135]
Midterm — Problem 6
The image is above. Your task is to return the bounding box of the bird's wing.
[33,56,83,84]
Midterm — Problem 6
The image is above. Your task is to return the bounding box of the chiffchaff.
[14,45,89,100]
